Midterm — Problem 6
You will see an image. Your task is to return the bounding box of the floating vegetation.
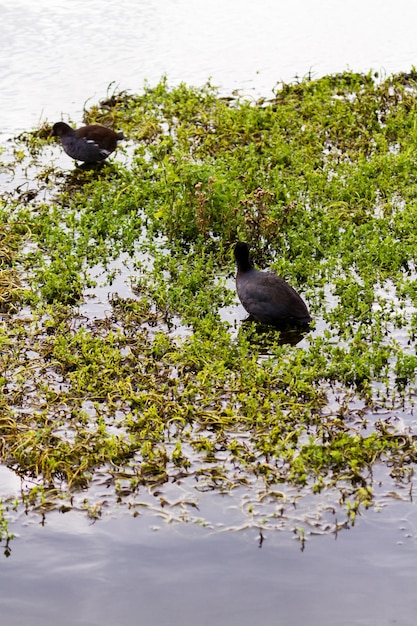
[0,70,417,553]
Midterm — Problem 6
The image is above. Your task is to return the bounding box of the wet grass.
[0,70,416,551]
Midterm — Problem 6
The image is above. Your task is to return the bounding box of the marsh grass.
[0,70,416,551]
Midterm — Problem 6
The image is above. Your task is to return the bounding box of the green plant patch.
[0,71,416,553]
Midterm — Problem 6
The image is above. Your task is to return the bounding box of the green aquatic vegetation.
[0,215,31,309]
[0,70,417,549]
[0,501,13,556]
[133,246,234,327]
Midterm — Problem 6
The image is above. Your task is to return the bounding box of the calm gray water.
[1,505,417,626]
[2,0,417,133]
[2,1,417,624]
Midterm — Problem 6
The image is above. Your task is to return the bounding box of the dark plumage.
[51,122,124,163]
[234,242,311,327]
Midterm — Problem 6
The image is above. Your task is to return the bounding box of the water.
[2,0,417,133]
[2,1,417,623]
[1,506,417,626]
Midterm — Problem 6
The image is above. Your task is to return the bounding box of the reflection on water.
[3,0,417,133]
[0,508,416,626]
[239,318,311,347]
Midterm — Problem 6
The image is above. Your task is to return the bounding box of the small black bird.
[52,122,124,163]
[234,242,311,326]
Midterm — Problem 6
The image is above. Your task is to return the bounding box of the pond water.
[3,0,417,133]
[2,1,417,624]
[1,505,417,626]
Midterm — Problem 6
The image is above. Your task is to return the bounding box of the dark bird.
[51,122,124,163]
[234,242,311,327]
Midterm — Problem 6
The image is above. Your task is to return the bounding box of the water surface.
[2,0,417,132]
[1,504,417,626]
